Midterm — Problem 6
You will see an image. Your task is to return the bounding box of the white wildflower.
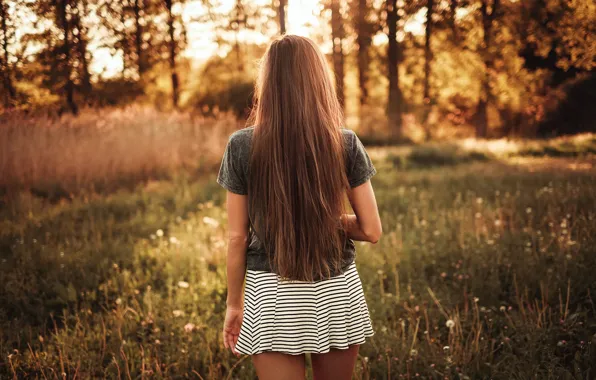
[173,310,185,317]
[178,281,189,289]
[446,319,455,328]
[202,216,220,228]
[184,323,196,333]
[156,229,164,237]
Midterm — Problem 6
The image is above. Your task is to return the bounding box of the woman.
[217,34,382,380]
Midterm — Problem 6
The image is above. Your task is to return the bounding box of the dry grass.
[0,106,240,195]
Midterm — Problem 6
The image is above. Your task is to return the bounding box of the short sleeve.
[347,132,377,188]
[216,134,248,195]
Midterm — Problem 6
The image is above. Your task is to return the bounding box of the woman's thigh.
[311,344,360,380]
[251,352,306,380]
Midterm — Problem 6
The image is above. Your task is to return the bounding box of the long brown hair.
[247,35,350,282]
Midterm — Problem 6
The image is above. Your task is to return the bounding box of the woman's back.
[217,125,377,280]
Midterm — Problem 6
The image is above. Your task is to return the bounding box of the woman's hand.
[223,306,243,357]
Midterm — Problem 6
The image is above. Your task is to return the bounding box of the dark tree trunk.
[75,1,92,95]
[331,0,345,108]
[278,0,286,34]
[422,0,433,140]
[386,0,402,138]
[449,0,458,42]
[476,0,499,138]
[58,0,78,114]
[0,0,16,106]
[165,0,179,108]
[134,0,145,76]
[356,0,371,114]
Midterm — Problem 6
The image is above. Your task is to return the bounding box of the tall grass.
[0,106,239,196]
[2,144,595,378]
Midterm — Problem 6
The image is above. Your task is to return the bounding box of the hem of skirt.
[235,331,375,356]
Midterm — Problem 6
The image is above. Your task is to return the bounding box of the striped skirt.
[234,262,375,355]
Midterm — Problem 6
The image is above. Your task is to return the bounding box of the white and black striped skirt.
[234,261,375,355]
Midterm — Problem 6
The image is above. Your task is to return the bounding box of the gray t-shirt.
[216,126,377,276]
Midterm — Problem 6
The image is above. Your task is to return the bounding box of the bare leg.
[251,352,306,380]
[311,344,360,380]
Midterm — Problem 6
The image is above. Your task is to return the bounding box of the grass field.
[1,131,596,379]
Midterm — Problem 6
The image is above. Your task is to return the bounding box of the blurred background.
[1,0,596,378]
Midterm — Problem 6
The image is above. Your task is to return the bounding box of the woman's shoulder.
[228,125,255,145]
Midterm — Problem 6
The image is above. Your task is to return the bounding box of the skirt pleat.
[234,262,375,356]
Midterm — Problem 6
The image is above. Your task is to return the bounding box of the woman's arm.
[224,191,249,308]
[342,180,382,244]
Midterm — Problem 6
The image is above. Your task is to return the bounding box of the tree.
[58,0,78,114]
[73,0,92,95]
[0,0,16,107]
[421,0,434,139]
[330,0,345,108]
[352,0,373,114]
[163,0,185,108]
[475,0,500,138]
[386,0,403,138]
[278,0,286,34]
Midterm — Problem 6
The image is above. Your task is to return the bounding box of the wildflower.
[202,216,220,228]
[178,281,190,289]
[446,320,455,328]
[156,229,164,237]
[173,310,185,317]
[500,306,506,312]
[557,340,566,347]
[440,272,447,278]
[155,339,161,344]
[434,230,440,236]
[184,323,196,333]
[169,236,180,245]
[526,207,532,214]
[443,346,450,352]
[475,212,482,219]
[476,197,483,204]
[473,297,479,303]
[150,234,156,240]
[494,219,502,226]
[410,349,418,357]
[115,298,122,305]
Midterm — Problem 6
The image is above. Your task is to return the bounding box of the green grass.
[388,133,596,170]
[2,151,596,379]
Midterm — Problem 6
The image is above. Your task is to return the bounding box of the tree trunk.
[59,0,78,114]
[422,0,433,140]
[134,0,145,76]
[165,0,179,108]
[330,0,345,108]
[75,1,92,95]
[356,0,370,115]
[386,0,402,138]
[0,0,16,107]
[278,0,286,35]
[476,0,499,138]
[449,0,458,42]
